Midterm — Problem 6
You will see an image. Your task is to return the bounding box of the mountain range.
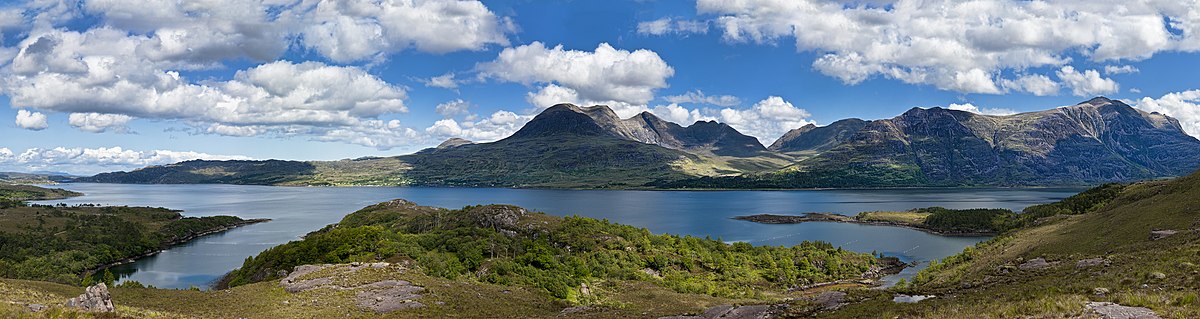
[79,97,1200,188]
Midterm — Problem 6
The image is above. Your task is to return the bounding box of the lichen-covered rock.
[1018,258,1053,270]
[1149,230,1177,241]
[64,283,114,312]
[1076,258,1110,268]
[1086,302,1161,319]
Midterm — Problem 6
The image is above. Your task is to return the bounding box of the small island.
[0,184,268,285]
[735,207,1023,236]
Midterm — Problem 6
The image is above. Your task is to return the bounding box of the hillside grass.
[816,174,1199,318]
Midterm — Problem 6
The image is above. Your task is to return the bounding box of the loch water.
[35,183,1085,289]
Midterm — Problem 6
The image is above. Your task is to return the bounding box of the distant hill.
[80,97,1200,188]
[768,118,869,154]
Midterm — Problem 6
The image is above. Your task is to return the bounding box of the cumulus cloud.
[1056,66,1119,97]
[1136,90,1200,137]
[1000,74,1060,96]
[71,0,512,65]
[435,99,471,118]
[425,110,532,142]
[3,27,411,147]
[14,110,48,130]
[1104,65,1140,75]
[663,90,741,107]
[637,17,709,36]
[296,0,512,62]
[68,113,133,133]
[0,146,251,175]
[479,42,675,108]
[946,103,1018,116]
[424,73,460,89]
[651,96,814,144]
[695,0,1198,94]
[0,0,515,150]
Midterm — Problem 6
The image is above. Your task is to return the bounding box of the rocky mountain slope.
[661,97,1200,188]
[769,118,868,154]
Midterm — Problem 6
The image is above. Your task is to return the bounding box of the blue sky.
[1,0,1199,174]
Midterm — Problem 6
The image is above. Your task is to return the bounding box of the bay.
[34,183,1084,290]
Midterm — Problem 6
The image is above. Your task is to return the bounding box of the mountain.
[768,118,869,154]
[532,104,770,157]
[658,97,1200,188]
[79,97,1200,189]
[790,97,1200,186]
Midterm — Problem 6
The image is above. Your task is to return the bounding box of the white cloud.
[3,27,411,147]
[0,146,252,175]
[1104,65,1140,75]
[424,73,460,89]
[1136,90,1200,137]
[479,42,675,107]
[69,0,512,65]
[1056,66,1119,97]
[663,90,741,107]
[1000,74,1060,96]
[946,103,1018,116]
[695,0,1196,94]
[425,110,532,142]
[637,17,709,36]
[435,99,470,118]
[14,110,48,130]
[68,113,133,133]
[651,96,814,144]
[296,0,511,62]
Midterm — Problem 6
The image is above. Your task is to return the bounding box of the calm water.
[34,184,1084,290]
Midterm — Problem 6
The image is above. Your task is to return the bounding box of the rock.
[1093,287,1110,296]
[812,291,847,310]
[559,306,592,316]
[579,283,591,296]
[641,268,663,278]
[1149,230,1177,241]
[354,284,425,313]
[1148,272,1166,279]
[658,304,780,319]
[64,283,115,313]
[26,304,47,312]
[1018,258,1053,270]
[1077,258,1110,268]
[892,294,935,303]
[1086,301,1161,319]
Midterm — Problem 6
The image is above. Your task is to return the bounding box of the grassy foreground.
[813,175,1199,318]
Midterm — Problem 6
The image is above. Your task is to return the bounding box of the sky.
[1,0,1199,175]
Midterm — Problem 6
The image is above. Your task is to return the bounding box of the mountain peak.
[436,138,474,149]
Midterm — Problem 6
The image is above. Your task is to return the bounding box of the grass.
[815,172,1200,318]
[855,211,929,224]
[0,184,81,201]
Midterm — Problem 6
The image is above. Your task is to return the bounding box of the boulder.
[1086,302,1161,319]
[813,291,847,310]
[64,283,115,312]
[1018,258,1053,270]
[1076,258,1110,268]
[1149,230,1177,241]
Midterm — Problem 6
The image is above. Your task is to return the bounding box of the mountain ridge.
[78,97,1200,188]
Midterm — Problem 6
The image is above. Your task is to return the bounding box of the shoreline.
[84,218,271,277]
[733,213,997,237]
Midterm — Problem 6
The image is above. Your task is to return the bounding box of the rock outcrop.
[64,283,114,312]
[279,263,425,313]
[1086,301,1161,319]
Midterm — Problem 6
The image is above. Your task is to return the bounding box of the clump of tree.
[1021,183,1125,222]
[0,204,257,285]
[225,202,879,302]
[917,207,1019,233]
